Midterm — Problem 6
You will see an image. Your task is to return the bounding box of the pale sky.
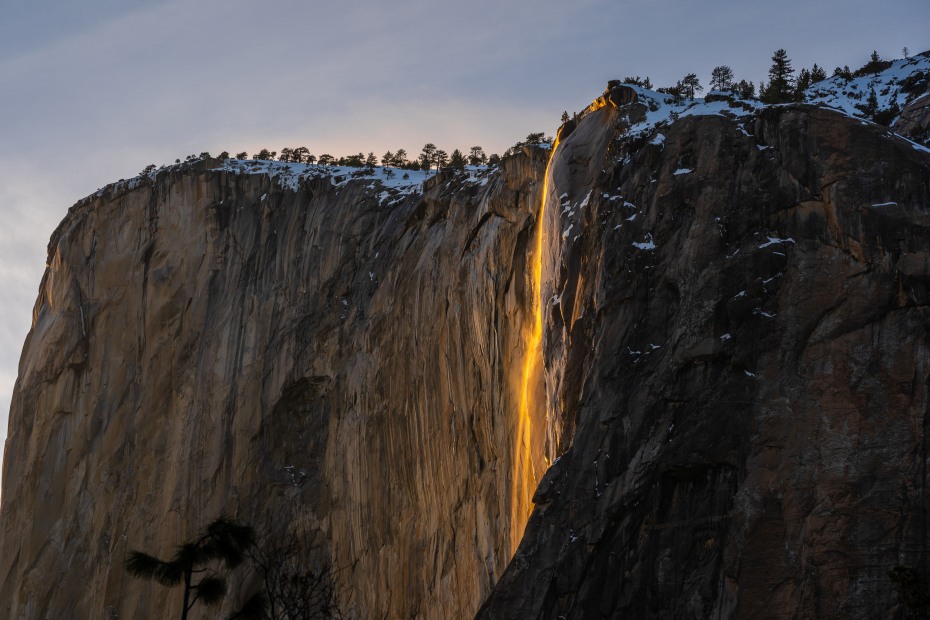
[1,0,927,488]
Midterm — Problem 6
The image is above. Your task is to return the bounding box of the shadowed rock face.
[3,90,930,620]
[896,91,930,145]
[479,103,930,618]
[0,156,551,619]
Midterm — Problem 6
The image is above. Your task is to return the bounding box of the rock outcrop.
[479,95,930,619]
[895,92,930,145]
[3,62,930,620]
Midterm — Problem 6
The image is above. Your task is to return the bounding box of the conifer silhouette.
[125,517,263,620]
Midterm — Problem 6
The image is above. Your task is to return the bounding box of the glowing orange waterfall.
[510,137,560,555]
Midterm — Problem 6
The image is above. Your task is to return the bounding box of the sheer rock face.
[480,104,930,618]
[3,95,930,620]
[0,156,551,619]
[895,91,930,144]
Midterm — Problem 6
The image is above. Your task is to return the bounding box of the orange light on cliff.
[511,137,560,555]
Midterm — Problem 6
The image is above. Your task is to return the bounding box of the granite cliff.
[0,153,553,619]
[3,54,930,619]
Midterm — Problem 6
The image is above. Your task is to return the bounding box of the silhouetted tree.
[657,83,683,102]
[503,133,547,158]
[218,151,230,161]
[761,49,794,103]
[317,154,334,166]
[488,153,501,166]
[139,164,158,176]
[468,146,487,165]
[279,148,294,162]
[524,132,547,145]
[680,73,703,98]
[794,68,812,100]
[856,50,891,76]
[248,536,342,620]
[709,65,734,91]
[126,517,262,620]
[449,149,466,170]
[810,64,828,83]
[292,147,311,163]
[561,111,570,123]
[235,152,248,160]
[833,65,852,80]
[732,79,755,99]
[872,98,901,126]
[344,153,364,167]
[864,85,879,117]
[622,76,652,89]
[420,143,437,171]
[433,149,449,170]
[392,148,408,168]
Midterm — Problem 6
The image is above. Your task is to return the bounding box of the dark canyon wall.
[482,95,930,618]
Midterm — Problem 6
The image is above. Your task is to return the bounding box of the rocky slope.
[804,50,930,143]
[3,55,930,619]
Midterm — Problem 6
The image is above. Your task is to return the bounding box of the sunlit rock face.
[0,156,551,619]
[479,98,930,618]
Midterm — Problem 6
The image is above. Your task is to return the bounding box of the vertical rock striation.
[0,156,550,619]
[480,98,930,618]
